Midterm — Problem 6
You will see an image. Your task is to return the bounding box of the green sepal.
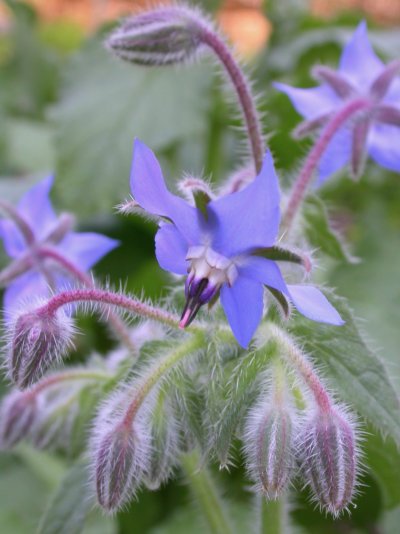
[253,245,312,272]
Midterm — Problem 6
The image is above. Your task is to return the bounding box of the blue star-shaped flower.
[130,140,343,348]
[0,176,118,313]
[274,21,400,183]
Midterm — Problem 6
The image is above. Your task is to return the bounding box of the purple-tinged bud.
[90,389,152,513]
[0,390,38,448]
[243,393,296,499]
[298,405,360,516]
[7,305,75,388]
[105,6,204,67]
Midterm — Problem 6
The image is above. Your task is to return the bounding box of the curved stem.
[29,369,110,397]
[198,25,265,173]
[36,287,184,330]
[0,200,35,246]
[268,324,332,413]
[181,449,234,534]
[122,335,202,426]
[282,98,371,233]
[37,246,136,352]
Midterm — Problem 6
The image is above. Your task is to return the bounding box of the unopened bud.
[105,6,204,66]
[244,396,296,498]
[7,306,75,388]
[298,406,359,515]
[0,390,37,448]
[91,390,151,513]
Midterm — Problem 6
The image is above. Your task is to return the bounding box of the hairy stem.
[36,287,183,330]
[37,246,136,352]
[122,335,202,426]
[258,494,287,534]
[29,369,111,397]
[181,449,234,534]
[197,25,265,173]
[268,324,332,413]
[282,98,371,232]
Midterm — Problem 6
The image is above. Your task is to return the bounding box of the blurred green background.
[0,0,399,532]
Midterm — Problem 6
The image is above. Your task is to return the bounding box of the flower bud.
[298,406,359,515]
[90,390,151,513]
[105,6,204,66]
[243,396,296,498]
[7,306,75,388]
[0,390,37,448]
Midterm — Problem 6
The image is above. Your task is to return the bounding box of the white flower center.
[186,246,238,288]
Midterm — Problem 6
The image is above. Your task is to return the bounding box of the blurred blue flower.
[130,140,343,347]
[275,21,400,183]
[0,176,118,314]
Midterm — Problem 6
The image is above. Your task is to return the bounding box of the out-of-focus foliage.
[0,0,399,532]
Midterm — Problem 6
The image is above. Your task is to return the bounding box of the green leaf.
[206,344,276,465]
[51,39,211,215]
[364,427,400,509]
[289,292,400,444]
[303,196,357,263]
[38,459,93,534]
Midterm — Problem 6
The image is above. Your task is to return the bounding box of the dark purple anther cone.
[180,276,218,329]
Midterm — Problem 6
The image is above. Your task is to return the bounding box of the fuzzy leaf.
[364,427,400,508]
[206,344,276,465]
[38,460,92,534]
[289,292,400,444]
[302,196,357,263]
[51,40,210,215]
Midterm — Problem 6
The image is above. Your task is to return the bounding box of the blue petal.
[0,176,58,258]
[368,123,400,172]
[18,176,57,239]
[155,224,188,275]
[3,271,47,317]
[238,256,287,293]
[237,256,344,325]
[286,285,344,325]
[220,275,264,348]
[273,82,339,120]
[130,140,201,244]
[316,128,352,186]
[207,152,281,257]
[0,219,27,258]
[59,232,119,271]
[339,21,383,88]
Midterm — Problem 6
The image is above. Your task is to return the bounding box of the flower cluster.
[129,139,343,347]
[0,176,118,316]
[0,3,392,528]
[275,21,400,183]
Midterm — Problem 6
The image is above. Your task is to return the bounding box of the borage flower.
[130,140,343,347]
[274,21,400,182]
[0,176,118,314]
